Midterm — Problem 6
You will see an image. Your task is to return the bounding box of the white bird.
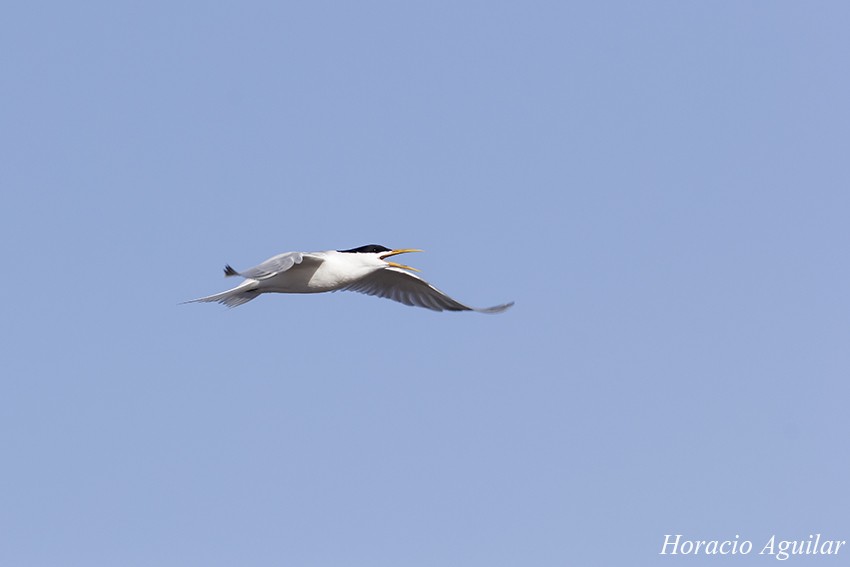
[184,245,514,313]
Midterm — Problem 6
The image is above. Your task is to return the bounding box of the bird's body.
[184,245,513,313]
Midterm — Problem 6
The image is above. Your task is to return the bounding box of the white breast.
[258,251,382,294]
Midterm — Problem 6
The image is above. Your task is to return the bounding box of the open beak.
[380,248,423,272]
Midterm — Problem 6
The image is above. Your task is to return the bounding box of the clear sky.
[2,2,848,566]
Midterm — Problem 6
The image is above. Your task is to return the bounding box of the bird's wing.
[343,267,513,313]
[226,252,321,280]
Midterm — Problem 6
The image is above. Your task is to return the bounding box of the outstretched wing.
[225,252,319,280]
[343,267,513,313]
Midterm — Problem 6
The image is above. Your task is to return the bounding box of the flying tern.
[184,245,514,313]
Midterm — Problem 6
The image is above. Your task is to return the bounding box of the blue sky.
[2,2,848,565]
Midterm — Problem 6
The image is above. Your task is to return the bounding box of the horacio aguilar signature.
[660,534,845,560]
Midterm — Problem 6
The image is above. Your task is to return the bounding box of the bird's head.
[338,244,423,272]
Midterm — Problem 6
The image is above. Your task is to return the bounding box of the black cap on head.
[338,244,392,254]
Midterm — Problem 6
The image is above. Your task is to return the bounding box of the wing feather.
[343,267,513,313]
[226,252,318,280]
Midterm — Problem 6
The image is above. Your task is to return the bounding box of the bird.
[183,244,513,313]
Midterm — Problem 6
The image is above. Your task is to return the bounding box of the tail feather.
[182,281,260,308]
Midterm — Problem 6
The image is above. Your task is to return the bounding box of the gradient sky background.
[2,2,849,566]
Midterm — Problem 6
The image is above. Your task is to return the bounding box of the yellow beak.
[380,248,423,272]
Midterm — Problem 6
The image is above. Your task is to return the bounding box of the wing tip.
[476,301,514,314]
[224,264,239,277]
